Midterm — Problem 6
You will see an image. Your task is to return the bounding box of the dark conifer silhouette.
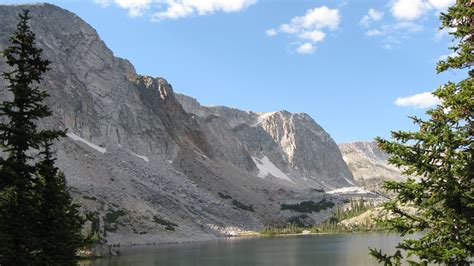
[0,10,82,265]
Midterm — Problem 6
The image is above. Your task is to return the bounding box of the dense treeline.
[280,199,335,213]
[312,198,383,233]
[262,198,381,236]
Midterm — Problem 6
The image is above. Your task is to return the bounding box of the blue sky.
[1,0,461,143]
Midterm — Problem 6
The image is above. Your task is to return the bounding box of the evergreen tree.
[36,141,83,265]
[370,0,473,265]
[0,10,82,265]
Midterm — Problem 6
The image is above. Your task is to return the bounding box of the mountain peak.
[0,4,360,246]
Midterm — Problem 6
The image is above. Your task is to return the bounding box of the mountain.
[0,3,361,249]
[338,142,405,192]
[176,94,355,189]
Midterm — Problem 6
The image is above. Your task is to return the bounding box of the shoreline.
[80,229,384,260]
[79,232,260,259]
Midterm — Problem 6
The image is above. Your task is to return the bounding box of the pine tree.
[0,10,82,265]
[36,141,83,265]
[370,0,473,265]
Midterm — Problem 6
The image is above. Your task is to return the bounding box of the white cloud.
[279,24,298,34]
[391,0,431,20]
[265,28,277,37]
[298,30,326,42]
[428,0,455,10]
[368,9,384,21]
[360,8,384,27]
[268,6,340,54]
[391,0,455,21]
[95,0,257,19]
[95,0,110,7]
[96,0,152,16]
[395,91,441,108]
[154,0,257,20]
[363,0,454,48]
[292,6,341,30]
[296,43,315,54]
[154,2,193,19]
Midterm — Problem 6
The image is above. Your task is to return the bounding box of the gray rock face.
[258,111,354,187]
[177,94,355,189]
[0,3,356,246]
[338,142,405,191]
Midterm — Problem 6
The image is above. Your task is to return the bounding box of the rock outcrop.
[177,94,355,189]
[339,142,405,192]
[0,3,358,246]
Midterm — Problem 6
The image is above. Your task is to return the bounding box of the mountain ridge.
[338,141,405,194]
[0,3,366,248]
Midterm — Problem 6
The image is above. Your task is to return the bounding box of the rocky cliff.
[177,94,355,189]
[338,142,405,192]
[0,3,359,247]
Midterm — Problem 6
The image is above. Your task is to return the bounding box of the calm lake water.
[82,233,411,266]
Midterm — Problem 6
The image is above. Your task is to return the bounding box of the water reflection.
[81,233,410,266]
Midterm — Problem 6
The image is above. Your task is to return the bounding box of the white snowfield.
[252,155,294,183]
[66,132,106,153]
[326,186,373,195]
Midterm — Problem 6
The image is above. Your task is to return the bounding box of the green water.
[82,233,409,266]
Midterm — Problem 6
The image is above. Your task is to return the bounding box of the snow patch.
[194,150,208,158]
[252,155,294,183]
[343,176,356,186]
[66,133,106,153]
[326,187,373,195]
[130,151,149,162]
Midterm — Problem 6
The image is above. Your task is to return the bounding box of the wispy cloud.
[266,6,340,54]
[360,8,384,27]
[95,0,257,19]
[366,29,384,36]
[95,0,152,16]
[395,91,441,108]
[265,28,277,37]
[365,21,423,48]
[362,0,454,48]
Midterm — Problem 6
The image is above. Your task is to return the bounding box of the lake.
[81,233,410,266]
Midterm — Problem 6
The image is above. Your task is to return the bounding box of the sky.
[0,0,463,143]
